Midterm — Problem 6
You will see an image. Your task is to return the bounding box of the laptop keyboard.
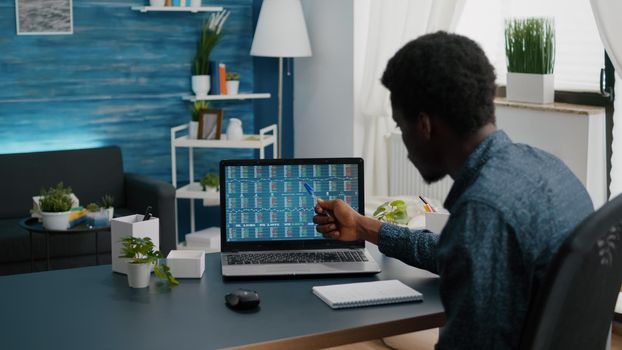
[226,251,369,265]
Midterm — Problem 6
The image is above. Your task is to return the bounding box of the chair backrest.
[520,194,622,350]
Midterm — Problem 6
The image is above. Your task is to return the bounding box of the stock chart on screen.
[224,163,359,242]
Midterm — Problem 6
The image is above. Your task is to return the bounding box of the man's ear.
[417,112,432,141]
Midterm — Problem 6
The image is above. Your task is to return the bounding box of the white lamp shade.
[250,0,312,57]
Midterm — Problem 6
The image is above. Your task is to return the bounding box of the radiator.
[388,131,453,203]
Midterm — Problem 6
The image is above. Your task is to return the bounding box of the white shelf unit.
[181,93,271,102]
[130,6,224,13]
[170,123,278,234]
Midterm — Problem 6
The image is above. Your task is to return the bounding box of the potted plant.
[119,236,179,288]
[39,182,73,231]
[505,17,555,104]
[100,194,114,221]
[225,72,240,95]
[191,10,230,96]
[373,200,410,226]
[189,100,209,139]
[200,172,219,192]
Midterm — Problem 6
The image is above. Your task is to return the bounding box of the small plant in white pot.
[100,194,114,221]
[225,72,240,95]
[505,17,555,104]
[39,182,73,231]
[200,172,219,192]
[191,10,230,96]
[120,236,178,289]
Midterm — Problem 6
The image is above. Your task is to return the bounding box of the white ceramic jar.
[226,118,243,141]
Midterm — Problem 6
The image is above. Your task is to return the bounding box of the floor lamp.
[250,0,312,158]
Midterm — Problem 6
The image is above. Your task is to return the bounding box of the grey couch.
[0,146,176,275]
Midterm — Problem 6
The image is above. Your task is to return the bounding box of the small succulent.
[86,203,100,212]
[100,194,114,209]
[226,72,239,81]
[200,172,219,190]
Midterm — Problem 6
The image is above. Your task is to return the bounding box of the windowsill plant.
[504,17,556,104]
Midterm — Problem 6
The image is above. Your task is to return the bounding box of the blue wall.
[0,0,294,240]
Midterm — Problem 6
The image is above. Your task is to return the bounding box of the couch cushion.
[0,146,126,219]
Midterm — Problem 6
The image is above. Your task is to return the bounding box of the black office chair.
[520,194,622,350]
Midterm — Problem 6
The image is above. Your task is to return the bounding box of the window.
[456,0,605,92]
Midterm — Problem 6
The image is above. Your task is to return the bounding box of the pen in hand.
[304,182,332,218]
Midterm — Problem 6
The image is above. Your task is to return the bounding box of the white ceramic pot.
[189,121,199,139]
[127,263,152,288]
[106,207,114,222]
[226,118,244,141]
[506,73,554,104]
[150,0,165,6]
[191,75,210,96]
[204,186,219,193]
[42,211,70,231]
[226,80,239,95]
[190,0,201,7]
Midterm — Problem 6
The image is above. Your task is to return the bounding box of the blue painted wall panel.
[0,0,257,181]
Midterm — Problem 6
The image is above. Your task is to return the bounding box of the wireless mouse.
[225,288,260,310]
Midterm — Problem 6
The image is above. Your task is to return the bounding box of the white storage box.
[424,211,450,234]
[111,214,159,274]
[166,250,205,278]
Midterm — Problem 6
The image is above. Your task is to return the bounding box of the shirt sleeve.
[434,201,519,350]
[378,223,440,274]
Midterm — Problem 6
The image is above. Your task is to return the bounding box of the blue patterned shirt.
[378,130,594,349]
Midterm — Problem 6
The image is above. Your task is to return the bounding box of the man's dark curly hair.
[381,31,496,135]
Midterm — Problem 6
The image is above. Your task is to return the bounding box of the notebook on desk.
[219,158,381,277]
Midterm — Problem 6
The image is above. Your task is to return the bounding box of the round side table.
[19,217,111,272]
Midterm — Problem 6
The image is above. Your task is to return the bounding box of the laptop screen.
[220,158,364,251]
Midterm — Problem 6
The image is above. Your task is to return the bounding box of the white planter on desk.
[127,262,152,288]
[506,73,554,104]
[111,214,159,275]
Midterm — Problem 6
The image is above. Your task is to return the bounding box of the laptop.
[220,158,381,277]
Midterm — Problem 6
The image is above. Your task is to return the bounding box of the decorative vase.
[190,0,201,8]
[226,80,239,95]
[150,0,165,6]
[226,118,243,141]
[189,121,199,139]
[191,75,210,97]
[506,73,554,104]
[127,263,152,288]
[106,207,114,222]
[41,211,70,231]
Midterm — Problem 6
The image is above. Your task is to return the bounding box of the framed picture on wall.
[198,108,223,140]
[15,0,74,35]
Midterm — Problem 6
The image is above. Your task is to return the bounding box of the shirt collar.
[443,129,512,211]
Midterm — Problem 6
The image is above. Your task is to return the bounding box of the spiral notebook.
[312,279,423,309]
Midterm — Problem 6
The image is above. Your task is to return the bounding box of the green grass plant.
[505,17,555,74]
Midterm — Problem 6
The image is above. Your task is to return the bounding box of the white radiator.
[388,131,453,203]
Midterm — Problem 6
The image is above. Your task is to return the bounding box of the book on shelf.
[210,61,220,95]
[219,63,227,95]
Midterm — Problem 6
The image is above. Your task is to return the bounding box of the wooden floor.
[322,328,622,350]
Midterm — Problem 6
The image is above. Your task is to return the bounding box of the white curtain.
[354,0,466,196]
[590,0,622,198]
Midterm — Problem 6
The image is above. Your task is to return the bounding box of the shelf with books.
[130,6,224,13]
[181,93,271,102]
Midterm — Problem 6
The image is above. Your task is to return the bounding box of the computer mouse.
[225,288,260,310]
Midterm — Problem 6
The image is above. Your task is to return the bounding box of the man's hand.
[313,199,382,244]
[313,199,361,241]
